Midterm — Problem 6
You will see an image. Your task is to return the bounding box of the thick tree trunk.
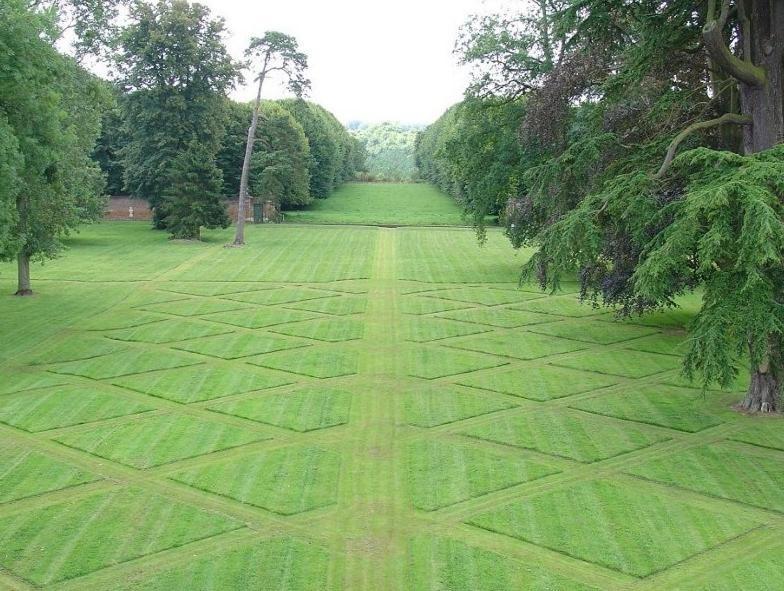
[15,253,32,296]
[232,71,266,247]
[739,367,780,413]
[737,0,784,154]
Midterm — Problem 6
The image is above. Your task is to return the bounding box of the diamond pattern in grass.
[160,281,274,297]
[310,280,369,294]
[626,442,784,513]
[553,349,681,378]
[428,287,542,306]
[173,332,309,359]
[170,445,340,515]
[226,287,337,306]
[458,365,621,401]
[622,332,689,356]
[436,307,554,328]
[664,369,750,392]
[407,535,597,591]
[0,445,98,503]
[249,347,358,378]
[406,347,508,379]
[140,298,252,317]
[462,410,669,463]
[570,384,727,433]
[399,296,471,315]
[512,297,605,317]
[206,307,319,329]
[732,420,784,452]
[270,318,365,342]
[404,317,490,342]
[403,384,516,427]
[51,349,200,379]
[29,337,127,365]
[467,479,759,578]
[110,538,329,591]
[82,311,163,331]
[54,413,268,469]
[112,365,293,404]
[0,487,241,585]
[679,547,784,591]
[210,387,352,432]
[106,319,233,344]
[406,439,558,511]
[449,332,588,360]
[285,295,367,315]
[0,385,154,431]
[0,372,69,395]
[527,319,659,345]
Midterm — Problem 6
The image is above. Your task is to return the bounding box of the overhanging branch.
[702,1,766,87]
[654,113,752,179]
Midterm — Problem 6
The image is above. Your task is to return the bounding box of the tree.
[433,1,784,413]
[161,142,229,240]
[115,0,238,234]
[353,122,420,181]
[250,102,311,209]
[233,32,309,246]
[0,0,108,295]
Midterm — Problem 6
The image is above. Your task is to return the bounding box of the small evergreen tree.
[161,143,229,240]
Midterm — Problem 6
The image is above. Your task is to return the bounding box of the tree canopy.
[420,0,784,412]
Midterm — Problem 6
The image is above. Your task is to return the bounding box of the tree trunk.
[15,253,32,296]
[705,1,784,411]
[737,0,784,154]
[739,366,780,413]
[232,71,266,247]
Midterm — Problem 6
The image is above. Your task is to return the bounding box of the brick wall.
[104,197,248,222]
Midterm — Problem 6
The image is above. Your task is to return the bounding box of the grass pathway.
[0,207,782,590]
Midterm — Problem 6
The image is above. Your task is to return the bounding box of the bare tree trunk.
[232,70,266,247]
[15,253,32,296]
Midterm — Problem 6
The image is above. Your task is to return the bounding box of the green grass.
[457,365,621,401]
[170,446,340,515]
[570,384,730,432]
[0,445,99,502]
[209,387,353,432]
[405,439,559,511]
[283,183,466,226]
[626,442,784,512]
[112,538,330,590]
[111,365,293,404]
[468,479,759,577]
[0,487,242,585]
[0,385,154,431]
[406,536,597,591]
[402,384,516,427]
[0,187,781,590]
[54,413,269,469]
[462,410,670,463]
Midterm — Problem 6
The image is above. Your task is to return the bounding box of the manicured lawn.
[0,185,781,590]
[283,182,467,226]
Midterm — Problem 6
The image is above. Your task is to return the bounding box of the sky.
[198,0,513,125]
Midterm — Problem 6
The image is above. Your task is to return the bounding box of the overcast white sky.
[198,0,514,125]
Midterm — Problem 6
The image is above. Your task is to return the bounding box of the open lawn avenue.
[0,184,782,590]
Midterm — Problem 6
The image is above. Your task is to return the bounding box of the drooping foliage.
[423,0,784,410]
[115,0,238,232]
